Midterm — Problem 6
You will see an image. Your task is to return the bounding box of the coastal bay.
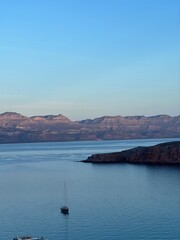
[1,138,180,239]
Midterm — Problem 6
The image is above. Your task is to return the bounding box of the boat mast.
[64,182,68,206]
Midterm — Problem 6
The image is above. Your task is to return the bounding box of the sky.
[0,0,180,120]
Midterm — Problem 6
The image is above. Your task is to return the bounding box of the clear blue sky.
[0,0,180,120]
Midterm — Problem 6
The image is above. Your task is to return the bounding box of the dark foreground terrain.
[83,141,180,164]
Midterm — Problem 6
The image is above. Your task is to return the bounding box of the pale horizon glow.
[0,0,180,120]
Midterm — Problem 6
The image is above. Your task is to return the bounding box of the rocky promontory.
[83,141,180,165]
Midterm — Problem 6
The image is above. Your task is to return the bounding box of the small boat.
[60,206,69,214]
[60,182,69,214]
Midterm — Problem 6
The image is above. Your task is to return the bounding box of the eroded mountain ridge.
[0,112,179,143]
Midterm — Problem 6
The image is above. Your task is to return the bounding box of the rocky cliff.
[0,112,179,143]
[83,141,180,164]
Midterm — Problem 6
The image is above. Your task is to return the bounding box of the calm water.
[0,138,180,240]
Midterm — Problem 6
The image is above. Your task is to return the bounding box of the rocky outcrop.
[31,114,71,123]
[0,112,180,143]
[83,141,180,164]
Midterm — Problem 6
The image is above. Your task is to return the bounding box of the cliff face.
[79,115,180,140]
[83,141,180,164]
[0,112,76,143]
[0,112,180,143]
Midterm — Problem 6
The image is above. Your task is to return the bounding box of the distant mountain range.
[0,112,179,143]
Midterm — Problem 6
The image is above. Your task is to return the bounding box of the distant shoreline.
[0,137,180,145]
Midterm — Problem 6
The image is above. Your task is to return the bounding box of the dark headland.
[0,112,179,143]
[82,141,180,165]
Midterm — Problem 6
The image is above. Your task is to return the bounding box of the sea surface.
[0,138,180,240]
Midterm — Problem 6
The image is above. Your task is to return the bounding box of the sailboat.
[60,182,69,214]
[60,205,69,214]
